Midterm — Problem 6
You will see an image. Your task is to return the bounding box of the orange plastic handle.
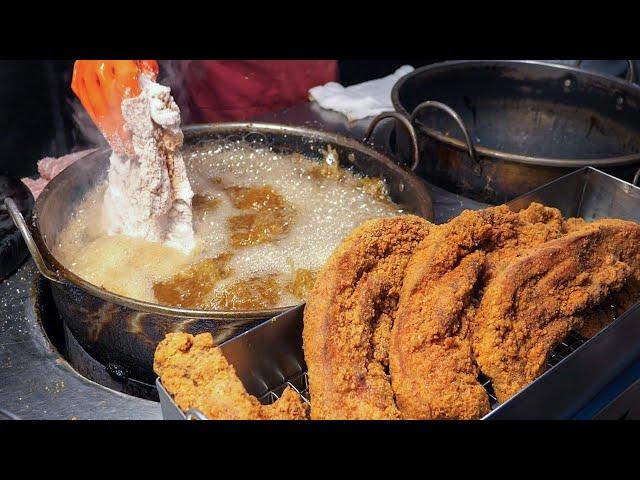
[71,60,159,154]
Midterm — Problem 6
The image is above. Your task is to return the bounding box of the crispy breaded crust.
[391,247,490,419]
[303,215,433,420]
[389,203,567,419]
[472,224,635,402]
[565,219,640,338]
[154,332,308,420]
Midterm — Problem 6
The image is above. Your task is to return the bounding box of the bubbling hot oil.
[54,140,404,310]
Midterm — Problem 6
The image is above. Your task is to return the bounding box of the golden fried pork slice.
[284,268,317,300]
[389,203,567,419]
[476,203,567,282]
[564,218,640,338]
[154,333,308,420]
[303,215,433,420]
[577,280,640,338]
[208,275,281,310]
[225,185,295,248]
[472,223,635,403]
[391,247,489,419]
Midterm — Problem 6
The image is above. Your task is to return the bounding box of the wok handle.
[633,168,640,187]
[3,198,64,284]
[364,111,420,171]
[410,100,477,162]
[575,60,636,83]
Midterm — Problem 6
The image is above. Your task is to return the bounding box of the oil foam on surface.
[55,139,403,309]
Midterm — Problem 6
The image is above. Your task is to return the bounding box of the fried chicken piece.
[389,203,567,419]
[154,332,308,420]
[472,223,635,403]
[303,215,432,420]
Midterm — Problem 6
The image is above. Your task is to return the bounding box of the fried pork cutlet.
[472,222,637,403]
[390,248,489,419]
[389,203,567,419]
[564,218,640,338]
[154,332,308,420]
[303,215,432,420]
[478,203,567,281]
[576,281,640,338]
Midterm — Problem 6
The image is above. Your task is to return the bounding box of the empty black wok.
[391,60,640,203]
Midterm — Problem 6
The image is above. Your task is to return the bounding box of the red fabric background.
[176,60,338,122]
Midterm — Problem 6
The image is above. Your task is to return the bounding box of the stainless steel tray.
[487,167,640,419]
[158,167,640,419]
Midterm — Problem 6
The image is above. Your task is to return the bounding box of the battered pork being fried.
[303,216,432,420]
[154,332,308,420]
[390,203,568,419]
[472,221,640,402]
[71,61,195,253]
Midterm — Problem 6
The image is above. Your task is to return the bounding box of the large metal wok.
[4,120,433,384]
[391,60,640,203]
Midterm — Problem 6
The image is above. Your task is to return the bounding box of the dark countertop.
[0,101,484,420]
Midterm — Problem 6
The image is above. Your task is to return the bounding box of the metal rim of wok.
[391,59,640,168]
[29,122,433,320]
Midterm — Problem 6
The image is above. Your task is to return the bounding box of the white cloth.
[309,65,414,121]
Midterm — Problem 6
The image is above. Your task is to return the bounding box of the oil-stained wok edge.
[575,59,636,83]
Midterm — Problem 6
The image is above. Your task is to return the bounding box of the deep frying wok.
[5,120,433,384]
[391,60,640,203]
